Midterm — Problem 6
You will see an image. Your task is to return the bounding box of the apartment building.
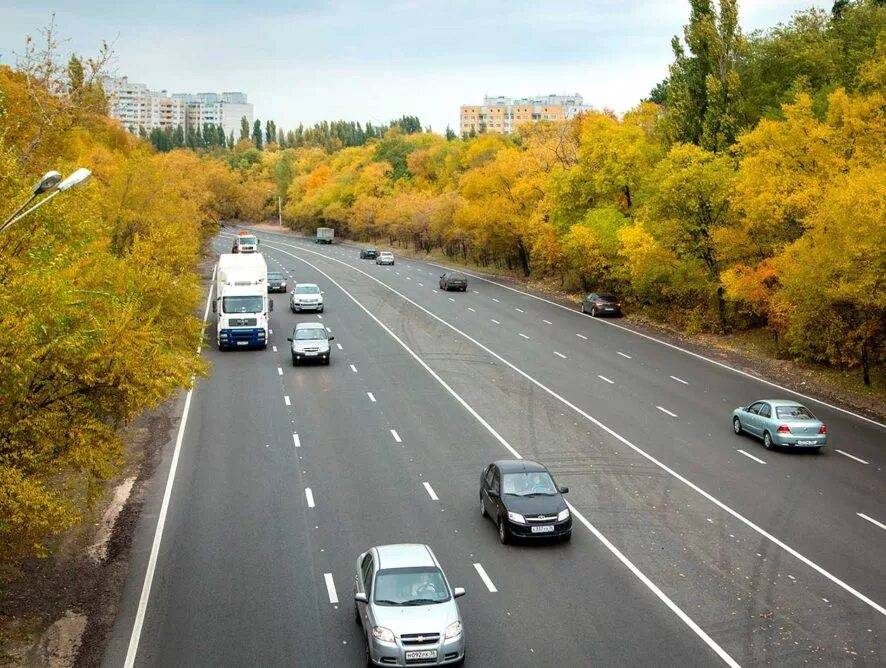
[103,77,253,139]
[459,94,592,136]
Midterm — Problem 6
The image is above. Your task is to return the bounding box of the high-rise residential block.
[459,94,592,136]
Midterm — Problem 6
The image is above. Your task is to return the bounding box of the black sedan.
[581,292,622,317]
[439,271,468,292]
[480,460,571,543]
[267,271,288,293]
[359,247,378,260]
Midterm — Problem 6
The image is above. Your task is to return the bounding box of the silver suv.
[354,544,465,666]
[287,322,333,366]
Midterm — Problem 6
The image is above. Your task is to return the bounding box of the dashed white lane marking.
[492,298,500,303]
[433,289,439,293]
[670,375,689,385]
[272,345,278,352]
[515,307,524,313]
[543,319,552,324]
[519,333,530,339]
[277,367,283,376]
[305,488,315,508]
[554,352,567,359]
[326,327,332,332]
[422,482,439,501]
[472,290,479,294]
[324,573,338,604]
[284,396,291,406]
[390,429,402,443]
[858,513,886,532]
[336,343,342,350]
[395,271,400,275]
[269,329,273,334]
[576,333,588,340]
[449,297,456,302]
[737,449,766,465]
[836,450,869,465]
[598,375,614,384]
[418,282,424,287]
[350,364,358,373]
[473,563,498,593]
[317,314,323,320]
[491,319,500,325]
[407,276,412,280]
[656,406,678,417]
[293,433,301,448]
[367,392,376,402]
[617,352,632,359]
[468,307,476,312]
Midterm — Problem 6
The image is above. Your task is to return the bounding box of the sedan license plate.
[797,440,817,446]
[236,341,248,346]
[305,351,317,356]
[405,650,437,660]
[531,525,555,533]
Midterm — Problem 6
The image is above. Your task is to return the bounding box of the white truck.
[231,231,259,253]
[214,253,273,349]
[315,227,335,244]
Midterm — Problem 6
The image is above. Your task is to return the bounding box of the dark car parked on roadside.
[360,248,378,260]
[480,460,572,544]
[439,271,468,292]
[581,292,622,317]
[267,271,288,293]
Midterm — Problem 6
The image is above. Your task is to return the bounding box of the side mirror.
[212,302,217,313]
[287,337,293,342]
[453,587,465,598]
[328,335,335,341]
[354,592,368,604]
[558,485,569,494]
[269,299,274,312]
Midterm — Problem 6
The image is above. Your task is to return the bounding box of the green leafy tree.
[240,115,250,141]
[252,119,263,149]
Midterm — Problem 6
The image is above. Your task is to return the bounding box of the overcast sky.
[0,1,826,134]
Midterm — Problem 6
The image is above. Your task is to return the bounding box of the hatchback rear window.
[776,406,815,420]
[598,294,617,301]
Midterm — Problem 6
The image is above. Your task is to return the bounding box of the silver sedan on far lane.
[732,399,827,451]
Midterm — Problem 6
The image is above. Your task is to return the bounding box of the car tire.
[733,418,743,435]
[580,303,585,314]
[365,636,374,667]
[318,307,324,313]
[591,306,598,317]
[461,287,467,292]
[324,357,330,365]
[498,516,510,544]
[480,495,488,518]
[290,306,296,313]
[763,431,774,450]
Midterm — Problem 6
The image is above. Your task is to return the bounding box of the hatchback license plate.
[531,525,555,533]
[406,650,437,660]
[797,440,817,446]
[305,351,317,356]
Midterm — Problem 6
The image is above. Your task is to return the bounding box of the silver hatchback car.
[354,544,465,666]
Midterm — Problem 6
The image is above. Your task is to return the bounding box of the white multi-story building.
[103,77,253,140]
[460,93,593,135]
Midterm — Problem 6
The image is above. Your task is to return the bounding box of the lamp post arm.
[1,193,40,229]
[0,191,60,234]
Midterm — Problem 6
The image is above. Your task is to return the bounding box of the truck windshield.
[222,296,263,313]
[237,236,257,245]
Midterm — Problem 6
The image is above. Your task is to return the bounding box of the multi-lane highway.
[102,227,885,667]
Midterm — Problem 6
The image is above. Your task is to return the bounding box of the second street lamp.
[1,171,63,229]
[0,168,92,234]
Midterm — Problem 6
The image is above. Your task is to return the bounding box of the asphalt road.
[103,228,885,667]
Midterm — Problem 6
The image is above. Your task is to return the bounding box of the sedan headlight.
[557,508,570,522]
[444,621,463,639]
[371,626,395,643]
[507,511,526,524]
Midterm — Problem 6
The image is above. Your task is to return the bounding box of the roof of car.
[294,321,325,330]
[759,399,807,407]
[494,459,547,473]
[295,282,319,288]
[375,544,436,569]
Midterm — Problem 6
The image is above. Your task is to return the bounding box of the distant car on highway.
[360,247,378,260]
[376,251,395,266]
[580,292,622,317]
[354,544,465,667]
[732,400,827,451]
[439,271,468,292]
[480,460,571,543]
[267,271,288,293]
[287,322,333,366]
[289,283,324,312]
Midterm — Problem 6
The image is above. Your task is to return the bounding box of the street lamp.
[0,168,92,234]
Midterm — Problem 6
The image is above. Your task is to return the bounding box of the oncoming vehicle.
[231,232,259,254]
[287,322,333,366]
[267,271,288,293]
[439,272,468,292]
[732,400,827,451]
[360,248,378,260]
[354,544,465,666]
[480,460,571,543]
[580,292,622,317]
[289,283,324,312]
[376,251,395,266]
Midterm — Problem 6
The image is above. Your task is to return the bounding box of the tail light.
[819,424,827,434]
[777,424,791,434]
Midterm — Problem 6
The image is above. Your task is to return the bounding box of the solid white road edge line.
[657,406,678,418]
[836,449,869,465]
[324,573,339,604]
[262,238,886,619]
[390,429,402,443]
[305,488,315,508]
[473,563,498,593]
[124,265,216,668]
[857,513,886,532]
[422,482,439,501]
[261,243,739,665]
[737,449,766,465]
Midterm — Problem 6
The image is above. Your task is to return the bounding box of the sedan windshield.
[776,406,815,420]
[295,285,320,294]
[373,567,450,606]
[294,328,326,340]
[222,296,263,313]
[502,472,558,496]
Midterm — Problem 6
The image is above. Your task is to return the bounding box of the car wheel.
[461,287,467,292]
[290,306,296,313]
[324,357,330,365]
[763,431,774,450]
[480,495,488,518]
[292,355,298,367]
[498,516,510,544]
[365,636,374,667]
[592,306,598,317]
[732,418,743,435]
[580,303,585,313]
[318,307,324,313]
